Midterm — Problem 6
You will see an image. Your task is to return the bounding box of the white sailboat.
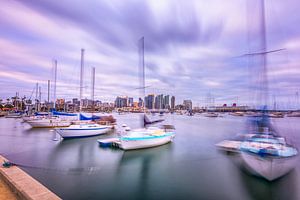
[26,61,72,128]
[240,132,298,181]
[239,0,298,181]
[118,37,175,150]
[27,117,71,128]
[55,49,111,138]
[56,123,112,139]
[119,126,175,150]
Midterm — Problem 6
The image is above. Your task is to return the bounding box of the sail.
[79,113,101,121]
[52,111,78,116]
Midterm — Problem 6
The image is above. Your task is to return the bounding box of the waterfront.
[0,114,299,200]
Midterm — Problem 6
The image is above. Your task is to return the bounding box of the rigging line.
[235,48,286,58]
[2,160,102,174]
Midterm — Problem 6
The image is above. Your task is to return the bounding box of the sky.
[0,0,300,109]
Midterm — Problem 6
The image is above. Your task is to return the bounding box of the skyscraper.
[115,96,128,108]
[128,97,134,107]
[145,94,155,109]
[171,96,175,109]
[155,94,163,109]
[163,95,170,109]
[138,98,143,107]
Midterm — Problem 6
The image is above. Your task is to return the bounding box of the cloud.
[0,0,299,108]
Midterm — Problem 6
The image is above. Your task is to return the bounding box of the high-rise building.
[145,94,155,109]
[155,94,163,109]
[163,95,170,109]
[115,96,128,108]
[171,96,175,109]
[183,100,192,110]
[138,98,143,107]
[128,97,134,107]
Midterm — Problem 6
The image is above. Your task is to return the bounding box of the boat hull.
[27,119,71,128]
[56,126,111,138]
[120,134,175,150]
[241,152,298,181]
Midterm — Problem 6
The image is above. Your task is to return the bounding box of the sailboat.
[26,62,72,128]
[239,0,298,181]
[55,49,112,139]
[118,37,176,150]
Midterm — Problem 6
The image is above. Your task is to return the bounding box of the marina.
[0,0,300,199]
[1,114,300,199]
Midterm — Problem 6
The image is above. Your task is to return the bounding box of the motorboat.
[5,112,22,118]
[229,112,244,117]
[119,125,175,150]
[204,112,218,118]
[286,112,300,117]
[268,112,284,118]
[56,123,112,139]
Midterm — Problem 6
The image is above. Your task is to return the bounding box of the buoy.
[122,124,127,127]
[125,127,131,131]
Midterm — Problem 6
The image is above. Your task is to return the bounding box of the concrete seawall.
[0,155,61,200]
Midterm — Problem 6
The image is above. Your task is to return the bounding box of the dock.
[0,155,61,200]
[97,138,121,148]
[215,140,242,153]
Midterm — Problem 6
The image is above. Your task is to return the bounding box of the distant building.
[128,97,134,107]
[145,94,155,109]
[56,98,65,111]
[115,96,128,108]
[183,100,192,110]
[155,94,163,109]
[138,98,143,107]
[72,98,79,104]
[163,95,170,109]
[171,96,175,109]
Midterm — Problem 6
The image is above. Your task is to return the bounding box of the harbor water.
[0,113,300,200]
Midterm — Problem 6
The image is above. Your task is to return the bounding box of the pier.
[97,138,121,148]
[0,155,61,200]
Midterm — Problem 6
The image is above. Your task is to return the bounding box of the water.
[0,114,300,200]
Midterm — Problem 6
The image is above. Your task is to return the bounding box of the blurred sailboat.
[239,0,298,181]
[118,37,175,150]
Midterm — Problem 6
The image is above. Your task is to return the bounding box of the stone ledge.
[0,155,61,200]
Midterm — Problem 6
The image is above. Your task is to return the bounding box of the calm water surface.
[0,113,300,200]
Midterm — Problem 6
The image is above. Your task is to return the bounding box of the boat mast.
[53,60,57,110]
[35,82,38,111]
[80,48,85,113]
[91,67,95,113]
[138,37,146,112]
[260,0,268,110]
[47,80,50,112]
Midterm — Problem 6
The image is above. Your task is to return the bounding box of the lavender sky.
[0,0,299,108]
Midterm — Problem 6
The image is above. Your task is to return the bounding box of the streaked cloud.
[0,0,299,109]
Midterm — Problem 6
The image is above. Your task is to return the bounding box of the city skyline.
[0,0,300,108]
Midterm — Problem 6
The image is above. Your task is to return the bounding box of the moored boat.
[119,125,175,150]
[204,112,218,118]
[26,117,71,128]
[240,134,298,181]
[56,123,112,139]
[5,112,22,118]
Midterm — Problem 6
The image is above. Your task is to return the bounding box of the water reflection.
[115,144,174,200]
[1,115,300,199]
